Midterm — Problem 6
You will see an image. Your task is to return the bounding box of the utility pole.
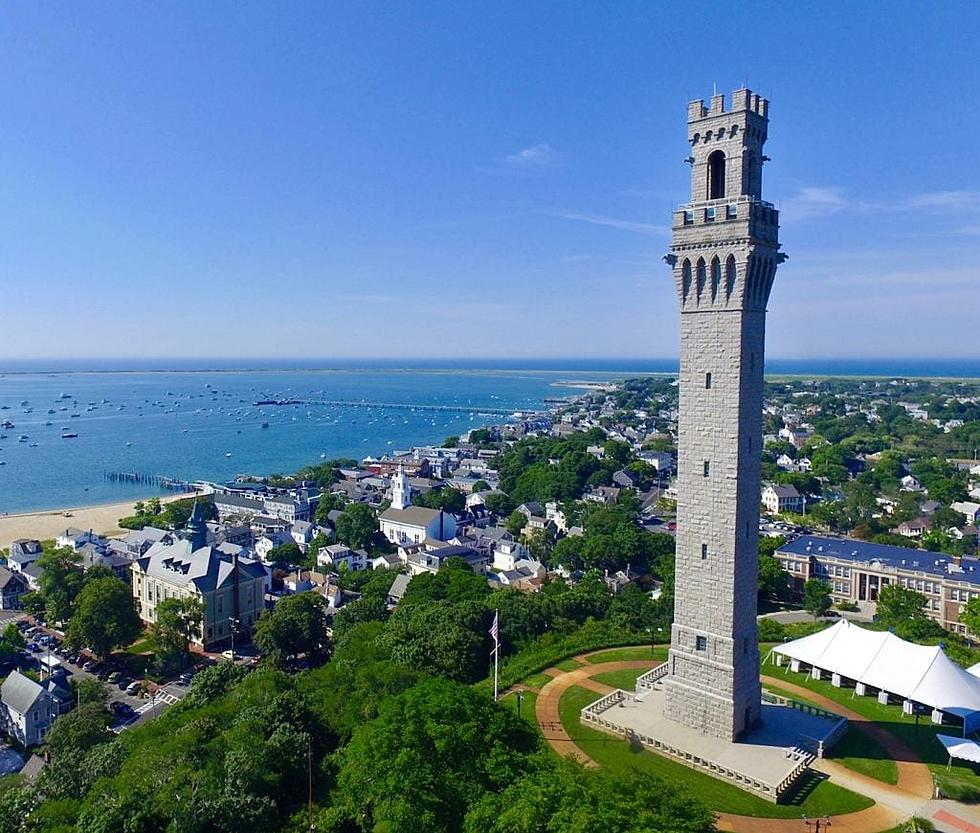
[308,735,314,831]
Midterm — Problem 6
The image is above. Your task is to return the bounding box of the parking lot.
[15,617,189,731]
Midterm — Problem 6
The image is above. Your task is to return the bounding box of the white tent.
[966,662,980,679]
[772,619,980,717]
[937,734,980,767]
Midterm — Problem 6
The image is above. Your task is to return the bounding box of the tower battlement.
[687,88,768,122]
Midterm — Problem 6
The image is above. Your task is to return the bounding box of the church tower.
[391,464,411,511]
[185,501,208,551]
[663,89,785,741]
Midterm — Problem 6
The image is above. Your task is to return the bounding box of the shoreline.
[0,492,200,546]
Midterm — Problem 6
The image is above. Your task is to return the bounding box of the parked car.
[82,661,97,672]
[110,701,134,718]
[117,677,132,691]
[107,671,121,684]
[125,680,141,696]
[26,642,40,653]
[177,672,194,687]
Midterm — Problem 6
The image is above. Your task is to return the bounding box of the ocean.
[1,358,977,514]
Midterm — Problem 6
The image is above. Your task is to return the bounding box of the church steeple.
[391,464,411,510]
[185,501,207,550]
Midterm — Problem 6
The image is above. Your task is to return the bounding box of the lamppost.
[228,616,240,661]
[516,690,524,719]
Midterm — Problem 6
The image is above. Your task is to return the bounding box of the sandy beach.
[0,492,200,547]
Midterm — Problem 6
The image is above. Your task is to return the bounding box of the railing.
[762,688,848,758]
[582,688,783,802]
[635,663,668,692]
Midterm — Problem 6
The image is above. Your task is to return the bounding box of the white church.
[378,465,457,545]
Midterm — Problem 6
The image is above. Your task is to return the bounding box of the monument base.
[582,670,846,803]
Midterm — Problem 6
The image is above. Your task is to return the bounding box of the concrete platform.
[582,682,846,802]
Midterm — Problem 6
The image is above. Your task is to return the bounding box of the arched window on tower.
[695,258,706,302]
[710,257,721,302]
[707,150,726,200]
[725,255,737,301]
[681,259,692,304]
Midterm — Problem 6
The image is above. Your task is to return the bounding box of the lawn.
[583,646,668,664]
[519,672,555,691]
[558,685,874,818]
[591,667,649,690]
[553,658,586,672]
[764,683,899,785]
[762,656,980,801]
[500,689,538,728]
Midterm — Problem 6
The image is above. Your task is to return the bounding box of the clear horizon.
[1,3,978,360]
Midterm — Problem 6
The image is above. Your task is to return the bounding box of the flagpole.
[492,609,499,701]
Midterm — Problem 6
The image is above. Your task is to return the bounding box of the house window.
[705,372,712,389]
[701,544,708,560]
[683,210,694,225]
[705,207,715,223]
[696,635,707,651]
[703,460,710,477]
[726,203,737,219]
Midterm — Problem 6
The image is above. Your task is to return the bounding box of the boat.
[261,422,269,428]
[1,421,13,429]
[18,435,29,442]
[62,432,78,439]
[225,452,232,457]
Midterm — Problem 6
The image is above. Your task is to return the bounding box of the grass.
[519,672,555,691]
[764,683,899,785]
[557,685,874,818]
[762,656,980,801]
[500,689,538,728]
[553,658,585,672]
[591,667,649,690]
[583,645,669,664]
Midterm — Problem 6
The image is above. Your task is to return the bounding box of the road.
[18,616,188,731]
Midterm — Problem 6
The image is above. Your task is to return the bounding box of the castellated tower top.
[685,88,769,202]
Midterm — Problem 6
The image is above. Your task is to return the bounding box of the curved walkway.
[531,653,935,833]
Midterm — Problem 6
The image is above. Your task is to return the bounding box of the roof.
[388,573,411,601]
[379,506,442,527]
[135,539,266,594]
[0,566,26,592]
[1,670,45,715]
[778,535,980,586]
[765,484,801,498]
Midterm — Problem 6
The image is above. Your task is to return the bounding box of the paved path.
[532,653,951,833]
[761,674,934,802]
[534,659,655,768]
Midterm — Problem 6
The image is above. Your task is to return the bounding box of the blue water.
[0,358,977,514]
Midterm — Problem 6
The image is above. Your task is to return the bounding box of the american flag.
[489,611,499,644]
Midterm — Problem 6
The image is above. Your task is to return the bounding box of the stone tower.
[663,89,785,741]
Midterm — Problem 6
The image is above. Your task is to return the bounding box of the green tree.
[314,491,347,525]
[471,479,490,493]
[43,701,111,759]
[443,435,459,448]
[335,502,378,549]
[802,578,833,620]
[66,576,141,660]
[152,596,205,670]
[506,510,527,536]
[266,541,302,569]
[960,596,980,639]
[253,592,327,666]
[484,491,514,516]
[36,546,85,623]
[464,755,714,833]
[0,623,26,664]
[331,677,538,832]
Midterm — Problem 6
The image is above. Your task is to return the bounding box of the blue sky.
[1,1,977,361]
